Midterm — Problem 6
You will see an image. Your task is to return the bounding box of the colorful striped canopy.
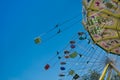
[82,0,120,55]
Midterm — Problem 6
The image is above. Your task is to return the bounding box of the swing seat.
[34,37,41,44]
[44,64,50,70]
[69,70,75,75]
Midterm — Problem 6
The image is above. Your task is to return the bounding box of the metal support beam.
[110,63,120,76]
[99,64,109,80]
[107,68,112,80]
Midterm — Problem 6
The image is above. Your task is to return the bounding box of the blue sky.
[0,0,84,80]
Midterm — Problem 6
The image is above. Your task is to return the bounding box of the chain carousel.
[34,0,120,80]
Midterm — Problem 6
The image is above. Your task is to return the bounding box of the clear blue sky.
[0,0,84,80]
